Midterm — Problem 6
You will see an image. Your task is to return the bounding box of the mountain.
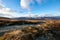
[0,17,10,19]
[13,16,60,20]
[0,17,10,21]
[13,17,40,20]
[0,16,60,20]
[39,16,60,20]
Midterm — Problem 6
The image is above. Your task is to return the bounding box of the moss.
[0,37,3,40]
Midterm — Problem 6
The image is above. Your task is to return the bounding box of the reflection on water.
[0,24,37,32]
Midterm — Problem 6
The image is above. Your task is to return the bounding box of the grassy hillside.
[0,19,43,26]
[0,20,60,40]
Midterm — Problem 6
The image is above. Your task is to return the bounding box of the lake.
[0,24,40,35]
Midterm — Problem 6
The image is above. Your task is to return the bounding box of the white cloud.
[20,0,42,10]
[20,0,28,9]
[20,0,33,10]
[0,0,21,18]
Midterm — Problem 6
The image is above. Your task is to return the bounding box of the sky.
[0,0,60,18]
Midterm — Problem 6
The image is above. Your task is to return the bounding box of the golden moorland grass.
[0,20,60,40]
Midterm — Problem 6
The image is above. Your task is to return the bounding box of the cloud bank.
[0,0,59,18]
[20,0,43,17]
[20,0,60,17]
[0,0,21,18]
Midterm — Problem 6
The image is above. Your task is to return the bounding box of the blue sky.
[0,0,60,18]
[3,0,20,11]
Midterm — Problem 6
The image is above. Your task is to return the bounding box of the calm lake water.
[0,24,38,33]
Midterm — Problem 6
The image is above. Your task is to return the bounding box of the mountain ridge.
[0,16,60,20]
